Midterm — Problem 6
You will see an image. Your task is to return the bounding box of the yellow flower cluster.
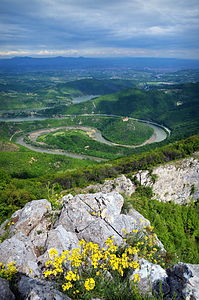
[84,278,95,291]
[43,236,142,297]
[43,227,164,298]
[123,226,164,266]
[132,273,141,282]
[0,261,17,280]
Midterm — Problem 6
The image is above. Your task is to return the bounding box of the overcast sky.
[0,0,199,58]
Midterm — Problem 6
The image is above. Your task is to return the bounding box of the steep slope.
[56,82,199,141]
[58,78,135,96]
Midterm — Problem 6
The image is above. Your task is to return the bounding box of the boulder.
[154,262,199,300]
[59,192,141,245]
[84,175,135,196]
[59,192,124,245]
[16,275,71,300]
[0,278,15,300]
[46,225,79,252]
[130,258,167,296]
[59,192,162,247]
[0,232,40,276]
[9,199,51,236]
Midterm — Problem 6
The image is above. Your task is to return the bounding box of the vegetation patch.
[0,142,19,152]
[128,186,199,264]
[101,118,154,145]
[43,232,162,299]
[37,129,123,159]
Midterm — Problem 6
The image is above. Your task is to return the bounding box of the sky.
[0,0,199,59]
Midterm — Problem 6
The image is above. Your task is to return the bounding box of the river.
[2,113,169,161]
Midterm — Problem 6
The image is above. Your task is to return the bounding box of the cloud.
[0,0,198,58]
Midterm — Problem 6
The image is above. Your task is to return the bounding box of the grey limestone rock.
[135,157,199,204]
[16,275,71,300]
[9,199,52,236]
[84,174,135,196]
[127,208,150,228]
[46,225,79,252]
[0,232,40,276]
[58,192,163,247]
[130,258,167,296]
[0,192,163,277]
[154,262,199,300]
[58,192,125,245]
[0,278,15,300]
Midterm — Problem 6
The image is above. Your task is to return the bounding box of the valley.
[0,58,199,291]
[15,116,167,160]
[1,0,199,296]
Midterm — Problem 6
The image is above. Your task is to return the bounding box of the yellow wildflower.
[84,278,95,291]
[133,273,141,282]
[48,249,58,258]
[62,282,73,291]
[65,271,80,281]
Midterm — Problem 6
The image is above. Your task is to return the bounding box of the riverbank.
[15,115,168,160]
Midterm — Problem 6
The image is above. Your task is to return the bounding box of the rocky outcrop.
[81,157,199,205]
[153,263,199,300]
[0,192,160,277]
[8,199,51,236]
[16,275,71,300]
[131,258,167,296]
[0,189,198,299]
[0,278,15,300]
[130,260,199,299]
[83,174,135,196]
[135,157,199,204]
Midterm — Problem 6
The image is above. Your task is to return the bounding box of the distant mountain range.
[1,56,199,72]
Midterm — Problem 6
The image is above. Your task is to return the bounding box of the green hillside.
[102,118,154,145]
[0,77,135,111]
[58,78,135,96]
[56,82,199,141]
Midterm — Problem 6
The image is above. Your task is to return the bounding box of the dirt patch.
[0,142,19,152]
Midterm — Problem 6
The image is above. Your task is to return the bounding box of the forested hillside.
[54,82,199,141]
[57,78,135,95]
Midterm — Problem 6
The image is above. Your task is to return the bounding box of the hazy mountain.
[1,56,199,72]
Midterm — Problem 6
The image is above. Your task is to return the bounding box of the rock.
[0,193,163,277]
[135,157,199,204]
[127,208,150,228]
[0,232,40,277]
[183,263,199,300]
[9,199,52,236]
[59,192,124,245]
[154,262,199,300]
[46,225,79,252]
[59,192,162,247]
[84,175,135,196]
[130,258,167,296]
[16,275,71,300]
[0,278,15,300]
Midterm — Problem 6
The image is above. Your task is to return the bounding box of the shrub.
[43,229,163,299]
[0,262,17,280]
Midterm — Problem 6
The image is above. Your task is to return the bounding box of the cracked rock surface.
[135,157,199,204]
[0,190,198,300]
[0,192,159,277]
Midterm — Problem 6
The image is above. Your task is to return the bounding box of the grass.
[127,186,199,264]
[37,129,125,159]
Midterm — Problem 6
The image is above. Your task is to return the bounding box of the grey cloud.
[0,0,198,58]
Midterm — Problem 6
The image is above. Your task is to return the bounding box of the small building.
[122,117,129,122]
